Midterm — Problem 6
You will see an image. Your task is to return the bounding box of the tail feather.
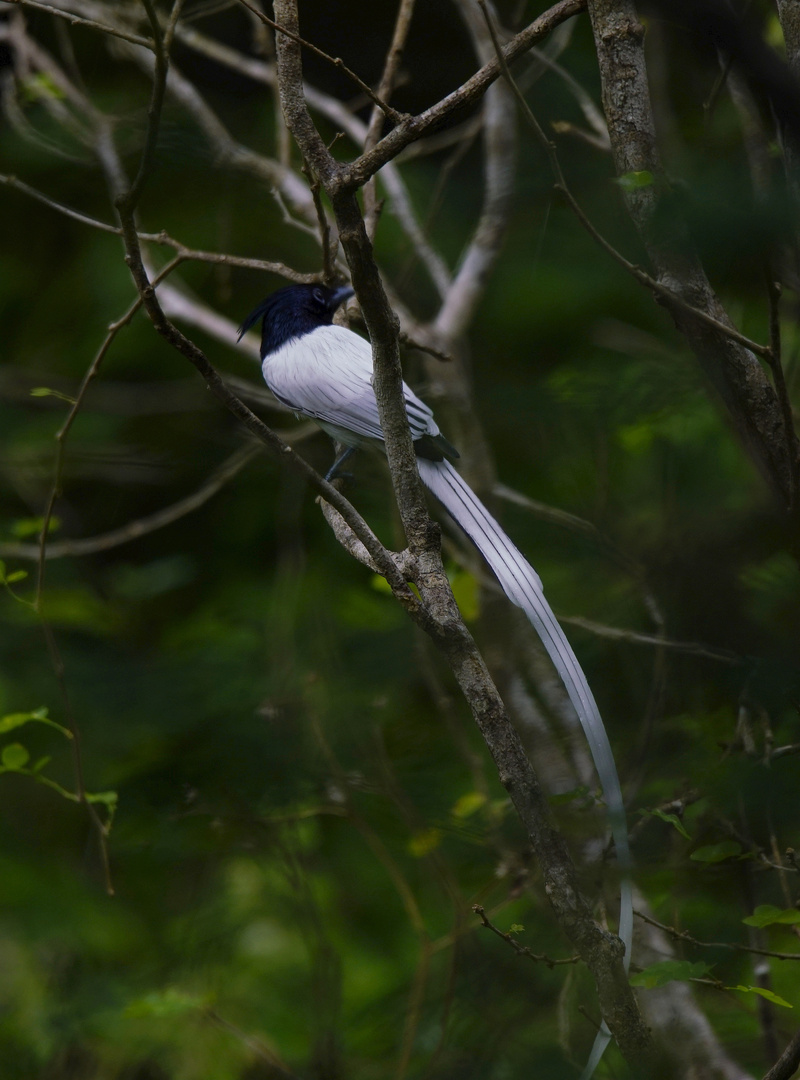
[417,458,632,970]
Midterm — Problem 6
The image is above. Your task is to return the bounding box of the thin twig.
[301,163,336,282]
[559,616,743,666]
[634,910,800,962]
[4,443,264,562]
[771,743,800,760]
[235,0,407,124]
[765,273,800,513]
[170,21,452,296]
[1,0,154,48]
[476,0,774,364]
[34,254,185,609]
[204,1008,303,1078]
[473,905,580,967]
[363,0,416,239]
[0,174,313,279]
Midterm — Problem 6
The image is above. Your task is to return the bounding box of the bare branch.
[432,0,517,342]
[236,0,406,123]
[339,0,587,189]
[559,616,742,666]
[473,905,580,967]
[362,0,416,239]
[635,910,800,964]
[0,442,264,561]
[1,0,153,48]
[0,171,318,279]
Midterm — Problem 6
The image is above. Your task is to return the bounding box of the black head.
[238,282,354,358]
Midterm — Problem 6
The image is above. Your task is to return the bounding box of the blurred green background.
[1,1,799,1077]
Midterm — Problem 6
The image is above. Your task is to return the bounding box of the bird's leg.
[325,445,357,482]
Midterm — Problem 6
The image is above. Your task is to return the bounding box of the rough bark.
[587,0,800,512]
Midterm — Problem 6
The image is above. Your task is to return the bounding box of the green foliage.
[690,841,744,864]
[743,905,800,928]
[0,706,72,739]
[616,170,655,191]
[638,808,691,840]
[729,986,793,1009]
[631,960,712,989]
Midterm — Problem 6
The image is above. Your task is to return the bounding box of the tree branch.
[269,1,654,1069]
[586,0,800,512]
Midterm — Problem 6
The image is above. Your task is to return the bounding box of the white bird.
[239,283,632,1069]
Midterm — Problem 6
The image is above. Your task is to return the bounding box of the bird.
[238,283,632,1036]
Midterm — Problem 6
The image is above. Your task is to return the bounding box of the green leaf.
[509,924,525,934]
[728,985,793,1008]
[9,515,60,539]
[690,840,742,863]
[4,571,28,584]
[408,828,443,857]
[765,13,786,49]
[449,569,479,622]
[743,905,800,928]
[548,785,590,806]
[639,808,691,840]
[0,707,72,739]
[616,170,654,191]
[86,790,119,811]
[125,987,208,1019]
[451,791,487,819]
[20,74,66,103]
[630,960,712,989]
[29,387,75,403]
[1,743,30,771]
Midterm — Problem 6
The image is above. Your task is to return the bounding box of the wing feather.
[263,325,439,444]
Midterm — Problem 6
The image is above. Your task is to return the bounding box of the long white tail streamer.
[417,457,632,1072]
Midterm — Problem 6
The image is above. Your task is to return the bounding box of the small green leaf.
[30,386,76,403]
[729,985,792,1008]
[449,569,479,622]
[638,808,691,840]
[765,13,786,49]
[10,516,60,539]
[125,987,208,1019]
[548,785,590,806]
[31,756,52,774]
[509,924,525,934]
[743,905,800,928]
[408,828,443,857]
[630,960,712,989]
[616,170,654,191]
[0,708,72,739]
[20,74,66,103]
[1,743,30,771]
[451,791,487,819]
[690,840,742,863]
[86,790,118,810]
[4,571,28,584]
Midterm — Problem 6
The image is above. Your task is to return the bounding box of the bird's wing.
[263,326,438,445]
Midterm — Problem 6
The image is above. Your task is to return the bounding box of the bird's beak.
[330,285,355,311]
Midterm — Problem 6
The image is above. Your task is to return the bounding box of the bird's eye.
[312,287,325,305]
